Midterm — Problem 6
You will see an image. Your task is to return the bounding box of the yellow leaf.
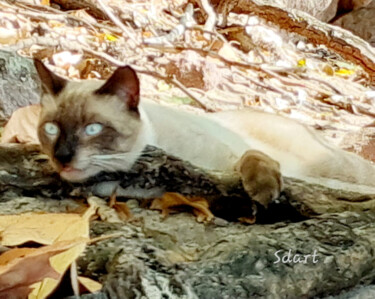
[78,276,102,293]
[29,278,58,299]
[0,209,94,246]
[297,59,306,67]
[50,243,86,274]
[105,34,118,42]
[335,68,355,75]
[142,31,153,38]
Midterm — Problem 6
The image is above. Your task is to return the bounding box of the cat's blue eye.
[44,122,59,136]
[85,123,103,136]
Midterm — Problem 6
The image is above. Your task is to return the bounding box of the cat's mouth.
[60,166,87,182]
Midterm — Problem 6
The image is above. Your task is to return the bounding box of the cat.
[34,59,375,210]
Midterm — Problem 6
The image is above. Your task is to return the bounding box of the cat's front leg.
[235,150,283,208]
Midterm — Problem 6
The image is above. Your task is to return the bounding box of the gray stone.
[0,50,41,125]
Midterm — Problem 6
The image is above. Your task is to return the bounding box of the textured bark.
[2,144,375,297]
[3,144,375,222]
[79,211,375,298]
[0,51,41,125]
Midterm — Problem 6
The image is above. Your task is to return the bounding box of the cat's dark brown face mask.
[34,60,144,182]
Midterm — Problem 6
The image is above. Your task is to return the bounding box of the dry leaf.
[151,192,214,223]
[78,276,102,293]
[0,239,87,299]
[335,68,355,76]
[297,58,306,67]
[0,207,95,246]
[1,105,41,145]
[104,34,118,42]
[218,43,239,61]
[109,193,132,221]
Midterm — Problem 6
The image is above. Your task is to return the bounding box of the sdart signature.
[274,249,319,264]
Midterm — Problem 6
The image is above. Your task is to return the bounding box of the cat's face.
[34,60,143,182]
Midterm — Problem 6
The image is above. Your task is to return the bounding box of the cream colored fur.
[140,100,375,194]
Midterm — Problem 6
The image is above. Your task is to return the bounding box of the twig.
[88,232,124,244]
[82,46,210,111]
[144,3,196,46]
[138,70,212,111]
[200,0,217,38]
[70,261,80,297]
[96,0,138,46]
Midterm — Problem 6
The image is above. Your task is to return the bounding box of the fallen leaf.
[335,68,355,76]
[151,193,214,223]
[218,43,240,61]
[78,276,102,293]
[105,34,118,42]
[0,105,41,145]
[297,58,306,67]
[0,207,95,246]
[0,239,87,299]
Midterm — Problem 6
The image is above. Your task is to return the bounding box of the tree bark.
[2,144,375,297]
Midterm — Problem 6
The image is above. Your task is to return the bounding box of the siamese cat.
[34,60,375,209]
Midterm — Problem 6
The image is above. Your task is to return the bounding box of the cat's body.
[33,60,375,212]
[143,100,375,193]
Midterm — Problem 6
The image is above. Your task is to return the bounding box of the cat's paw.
[235,150,283,208]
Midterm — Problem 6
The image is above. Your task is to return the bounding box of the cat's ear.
[34,59,67,96]
[95,66,140,113]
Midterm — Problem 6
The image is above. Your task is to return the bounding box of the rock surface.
[254,0,340,22]
[333,1,375,46]
[0,50,41,125]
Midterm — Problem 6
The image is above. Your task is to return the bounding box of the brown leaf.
[0,240,87,298]
[150,193,214,223]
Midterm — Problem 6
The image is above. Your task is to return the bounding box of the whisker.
[89,153,140,172]
[91,152,143,160]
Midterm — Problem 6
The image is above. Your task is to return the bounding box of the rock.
[337,0,372,13]
[333,1,375,46]
[0,50,41,125]
[253,0,340,22]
